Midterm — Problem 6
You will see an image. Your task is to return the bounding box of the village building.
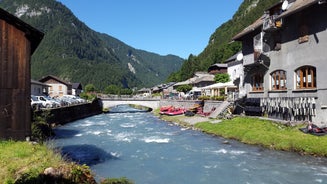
[31,79,50,96]
[232,0,327,125]
[39,75,72,97]
[225,52,244,88]
[0,8,43,140]
[204,53,243,99]
[72,82,83,96]
[208,63,228,75]
[174,72,215,89]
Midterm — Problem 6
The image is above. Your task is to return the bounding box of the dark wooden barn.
[0,8,43,140]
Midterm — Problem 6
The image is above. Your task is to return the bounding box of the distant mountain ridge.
[0,0,184,90]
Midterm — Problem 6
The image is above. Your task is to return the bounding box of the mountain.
[0,0,184,90]
[167,0,280,82]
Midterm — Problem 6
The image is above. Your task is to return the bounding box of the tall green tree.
[176,85,192,93]
[104,85,120,94]
[214,73,230,83]
[84,84,96,93]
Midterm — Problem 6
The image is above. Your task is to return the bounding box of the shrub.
[198,96,210,100]
[210,96,225,101]
[31,121,54,143]
[31,111,54,143]
[100,177,134,184]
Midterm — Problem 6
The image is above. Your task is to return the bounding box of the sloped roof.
[174,73,215,86]
[72,83,82,89]
[194,75,215,84]
[209,63,228,68]
[31,79,50,86]
[225,51,242,63]
[233,0,320,41]
[39,75,71,86]
[138,88,151,92]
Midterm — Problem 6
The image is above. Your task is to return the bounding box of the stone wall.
[34,99,103,126]
[159,100,223,112]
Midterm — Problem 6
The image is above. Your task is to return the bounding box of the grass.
[194,117,327,157]
[0,141,63,183]
[0,141,98,183]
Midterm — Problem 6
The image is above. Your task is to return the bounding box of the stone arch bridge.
[100,98,161,110]
[100,97,227,117]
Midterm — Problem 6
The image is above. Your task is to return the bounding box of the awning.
[202,81,237,89]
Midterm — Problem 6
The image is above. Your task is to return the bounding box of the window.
[296,66,316,89]
[252,73,264,91]
[59,85,63,91]
[271,70,286,90]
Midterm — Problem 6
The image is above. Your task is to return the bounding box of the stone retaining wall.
[34,99,103,126]
[159,100,223,112]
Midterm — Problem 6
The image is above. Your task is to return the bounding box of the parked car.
[59,96,77,106]
[63,95,86,104]
[184,90,202,100]
[36,96,60,108]
[31,95,43,110]
[52,97,67,107]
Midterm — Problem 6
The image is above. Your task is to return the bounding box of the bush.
[31,111,54,143]
[80,92,97,101]
[210,96,225,101]
[14,163,97,184]
[31,121,54,143]
[198,96,210,100]
[100,177,134,184]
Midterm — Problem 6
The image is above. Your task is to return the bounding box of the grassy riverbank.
[0,140,97,183]
[0,140,134,183]
[156,110,327,157]
[195,117,327,157]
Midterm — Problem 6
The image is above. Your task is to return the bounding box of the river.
[51,105,327,184]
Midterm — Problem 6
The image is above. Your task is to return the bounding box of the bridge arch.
[101,98,160,110]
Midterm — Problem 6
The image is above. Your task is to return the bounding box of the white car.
[184,90,202,100]
[31,95,43,110]
[36,96,60,108]
[63,95,86,103]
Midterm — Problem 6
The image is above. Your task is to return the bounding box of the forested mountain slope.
[167,0,280,82]
[0,0,184,90]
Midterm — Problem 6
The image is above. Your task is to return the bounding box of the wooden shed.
[0,8,43,140]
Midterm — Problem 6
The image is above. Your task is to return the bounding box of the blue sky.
[57,0,243,59]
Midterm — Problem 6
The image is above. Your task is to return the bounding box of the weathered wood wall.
[0,18,31,140]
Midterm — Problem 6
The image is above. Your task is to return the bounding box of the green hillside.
[167,0,280,82]
[0,0,184,90]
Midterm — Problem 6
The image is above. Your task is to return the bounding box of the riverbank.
[0,100,133,183]
[155,110,327,157]
[0,140,134,183]
[0,140,97,183]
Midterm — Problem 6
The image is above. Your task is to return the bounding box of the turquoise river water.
[51,105,327,184]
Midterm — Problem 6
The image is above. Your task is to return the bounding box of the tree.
[104,85,120,94]
[214,73,230,83]
[176,84,192,93]
[104,85,133,95]
[84,84,96,93]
